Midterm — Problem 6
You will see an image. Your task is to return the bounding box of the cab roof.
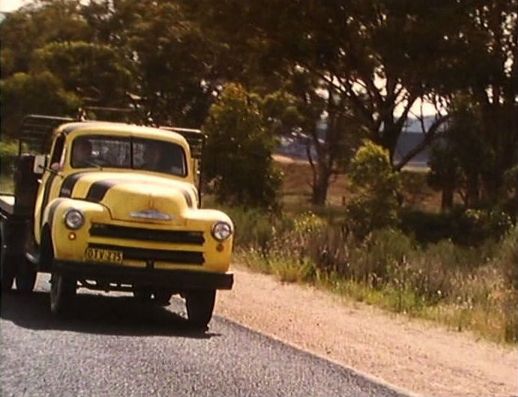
[19,114,203,156]
[58,121,189,146]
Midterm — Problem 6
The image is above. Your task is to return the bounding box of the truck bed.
[0,194,15,215]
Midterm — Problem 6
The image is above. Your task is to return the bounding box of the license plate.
[84,248,123,264]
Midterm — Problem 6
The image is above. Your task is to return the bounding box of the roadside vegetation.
[1,1,516,343]
[222,206,518,344]
[0,140,17,193]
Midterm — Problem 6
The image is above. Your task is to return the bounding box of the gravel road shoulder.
[215,265,518,397]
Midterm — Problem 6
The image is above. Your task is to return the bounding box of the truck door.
[33,133,66,244]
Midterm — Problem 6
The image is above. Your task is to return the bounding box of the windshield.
[70,136,187,177]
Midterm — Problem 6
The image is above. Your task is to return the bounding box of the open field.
[274,155,444,213]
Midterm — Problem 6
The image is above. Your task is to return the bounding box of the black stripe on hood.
[85,179,120,202]
[59,172,89,198]
[84,179,194,208]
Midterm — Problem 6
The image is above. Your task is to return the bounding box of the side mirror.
[33,154,48,175]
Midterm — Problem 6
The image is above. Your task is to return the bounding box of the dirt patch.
[215,266,518,397]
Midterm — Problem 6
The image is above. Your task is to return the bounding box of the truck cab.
[0,115,234,329]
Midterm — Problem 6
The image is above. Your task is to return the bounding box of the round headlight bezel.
[211,221,233,242]
[64,209,85,230]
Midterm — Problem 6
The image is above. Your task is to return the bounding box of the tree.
[427,143,460,211]
[286,70,364,205]
[0,0,89,78]
[428,1,518,210]
[2,0,217,128]
[33,41,134,107]
[0,1,93,133]
[203,83,282,209]
[460,1,518,205]
[184,0,474,208]
[0,72,80,136]
[428,99,488,209]
[81,0,216,127]
[187,0,464,164]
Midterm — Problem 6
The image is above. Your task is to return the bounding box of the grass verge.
[229,209,518,345]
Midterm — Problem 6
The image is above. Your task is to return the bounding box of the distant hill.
[276,116,442,168]
[393,132,429,167]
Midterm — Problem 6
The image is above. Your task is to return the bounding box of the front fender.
[183,209,234,272]
[45,198,110,261]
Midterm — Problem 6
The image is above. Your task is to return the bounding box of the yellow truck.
[0,115,234,328]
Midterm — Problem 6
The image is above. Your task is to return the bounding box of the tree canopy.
[1,0,516,210]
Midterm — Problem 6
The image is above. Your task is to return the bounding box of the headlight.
[64,209,85,230]
[211,221,233,242]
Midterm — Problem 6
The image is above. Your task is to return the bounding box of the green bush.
[499,226,518,291]
[346,140,401,238]
[400,207,514,246]
[203,83,282,209]
[0,140,18,157]
[462,208,514,243]
[400,209,459,243]
[0,140,17,193]
[494,226,518,342]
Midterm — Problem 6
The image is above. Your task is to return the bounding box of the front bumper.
[53,260,233,290]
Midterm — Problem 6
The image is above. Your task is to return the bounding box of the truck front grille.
[89,224,204,245]
[87,243,204,265]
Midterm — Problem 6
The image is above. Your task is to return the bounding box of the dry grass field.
[273,154,444,213]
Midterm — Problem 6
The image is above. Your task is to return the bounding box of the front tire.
[50,272,76,315]
[153,290,173,306]
[133,287,152,302]
[0,235,15,292]
[15,260,37,293]
[185,290,216,329]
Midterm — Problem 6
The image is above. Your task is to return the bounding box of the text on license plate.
[84,248,123,264]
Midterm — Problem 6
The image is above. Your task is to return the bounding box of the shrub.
[400,209,460,244]
[400,207,514,246]
[0,140,18,157]
[494,226,518,342]
[499,226,518,291]
[0,140,17,193]
[462,208,514,243]
[346,140,401,238]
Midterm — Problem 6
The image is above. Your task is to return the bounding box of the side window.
[50,135,65,168]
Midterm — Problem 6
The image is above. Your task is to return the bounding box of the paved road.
[1,276,407,397]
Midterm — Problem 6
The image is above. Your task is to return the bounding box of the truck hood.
[59,171,198,222]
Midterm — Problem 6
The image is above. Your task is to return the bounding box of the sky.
[0,0,29,12]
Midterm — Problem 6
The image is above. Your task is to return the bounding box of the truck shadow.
[0,290,219,340]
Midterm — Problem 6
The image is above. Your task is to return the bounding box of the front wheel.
[0,237,15,292]
[133,287,152,302]
[15,260,37,293]
[153,290,173,306]
[0,254,16,292]
[50,273,76,315]
[185,290,216,329]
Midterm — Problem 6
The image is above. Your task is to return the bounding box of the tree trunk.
[441,185,454,211]
[311,165,331,206]
[466,173,480,208]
